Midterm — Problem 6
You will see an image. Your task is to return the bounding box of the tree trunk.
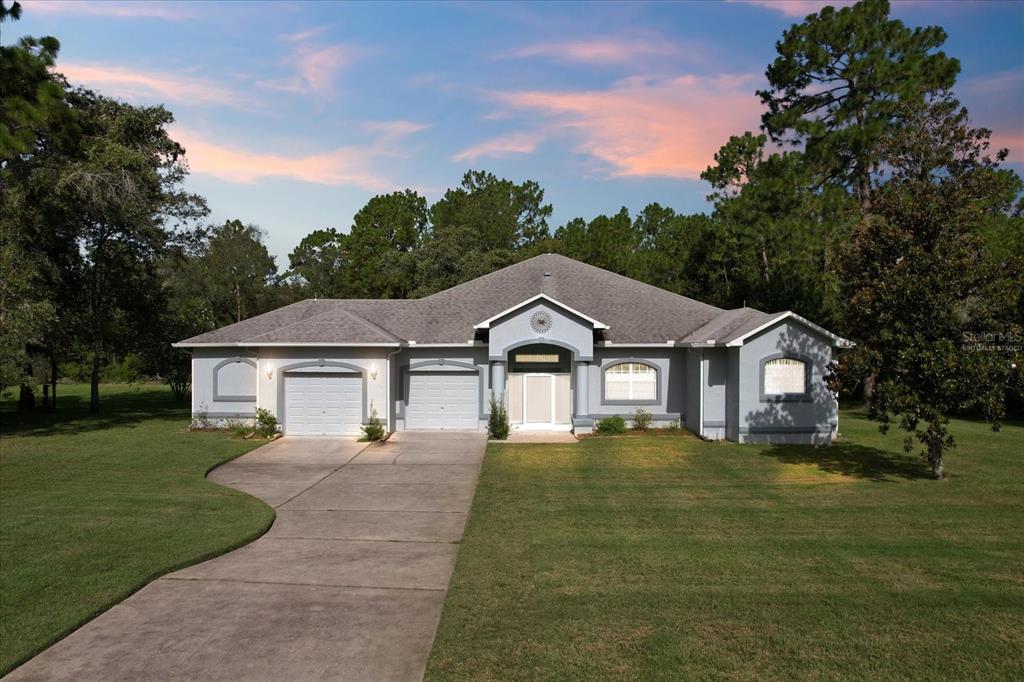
[50,353,58,412]
[862,373,876,408]
[90,349,100,415]
[42,382,50,409]
[929,440,944,480]
[17,384,35,412]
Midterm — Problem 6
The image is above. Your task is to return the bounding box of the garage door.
[406,371,479,430]
[284,373,362,436]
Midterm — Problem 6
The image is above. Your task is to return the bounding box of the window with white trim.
[604,362,657,401]
[763,357,807,396]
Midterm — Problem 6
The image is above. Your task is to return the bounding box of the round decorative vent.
[530,310,554,334]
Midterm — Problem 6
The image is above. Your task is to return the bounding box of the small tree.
[253,407,279,438]
[487,392,509,440]
[361,404,385,441]
[830,96,1023,479]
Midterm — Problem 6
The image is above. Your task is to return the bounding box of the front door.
[520,373,572,430]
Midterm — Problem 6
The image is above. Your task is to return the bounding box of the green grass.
[427,410,1024,681]
[0,384,274,675]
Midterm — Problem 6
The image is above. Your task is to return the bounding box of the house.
[175,254,851,442]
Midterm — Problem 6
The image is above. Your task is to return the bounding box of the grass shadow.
[759,440,931,482]
[0,385,189,439]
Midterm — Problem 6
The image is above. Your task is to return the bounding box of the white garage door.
[406,371,479,430]
[284,373,362,436]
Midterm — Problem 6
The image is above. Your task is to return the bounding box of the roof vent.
[543,271,552,277]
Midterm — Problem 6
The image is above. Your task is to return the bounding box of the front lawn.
[0,384,273,675]
[427,410,1024,680]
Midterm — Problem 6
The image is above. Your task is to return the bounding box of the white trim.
[255,356,261,407]
[409,342,480,347]
[597,341,676,347]
[174,342,403,348]
[515,372,572,430]
[698,349,705,438]
[720,312,853,348]
[384,347,401,433]
[473,294,609,330]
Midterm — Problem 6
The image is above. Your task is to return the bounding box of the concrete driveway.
[8,431,487,682]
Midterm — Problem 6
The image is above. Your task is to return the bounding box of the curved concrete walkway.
[8,432,486,682]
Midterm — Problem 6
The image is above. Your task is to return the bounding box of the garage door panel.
[406,371,478,430]
[285,373,362,436]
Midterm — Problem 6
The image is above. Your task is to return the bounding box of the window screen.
[604,362,657,401]
[763,357,806,395]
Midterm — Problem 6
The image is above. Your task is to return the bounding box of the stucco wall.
[487,300,594,361]
[684,349,701,433]
[585,347,685,426]
[258,347,389,429]
[191,347,390,429]
[702,348,728,439]
[391,346,490,430]
[191,349,258,421]
[736,320,837,444]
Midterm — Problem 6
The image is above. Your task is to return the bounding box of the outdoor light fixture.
[370,364,378,381]
[265,365,274,380]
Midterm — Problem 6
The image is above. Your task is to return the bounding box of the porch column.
[575,360,589,417]
[490,360,506,402]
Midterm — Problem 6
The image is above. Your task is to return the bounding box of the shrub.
[253,407,279,438]
[191,403,212,430]
[224,419,252,439]
[632,408,652,431]
[595,415,626,434]
[361,405,386,441]
[101,353,145,384]
[488,392,510,440]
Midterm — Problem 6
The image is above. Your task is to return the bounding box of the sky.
[11,0,1024,267]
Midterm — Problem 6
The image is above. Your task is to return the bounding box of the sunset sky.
[13,0,1024,264]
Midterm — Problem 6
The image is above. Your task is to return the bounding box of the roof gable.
[473,294,609,330]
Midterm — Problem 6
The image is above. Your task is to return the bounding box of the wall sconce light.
[265,365,274,380]
[369,364,378,381]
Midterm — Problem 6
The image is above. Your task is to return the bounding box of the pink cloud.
[281,26,330,44]
[729,0,856,17]
[57,63,255,110]
[499,38,679,65]
[295,44,350,96]
[26,0,193,20]
[961,67,1024,162]
[991,132,1024,162]
[452,132,543,162]
[259,39,355,98]
[489,74,764,179]
[364,120,429,139]
[172,128,390,190]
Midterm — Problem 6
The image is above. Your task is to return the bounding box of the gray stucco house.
[176,254,851,442]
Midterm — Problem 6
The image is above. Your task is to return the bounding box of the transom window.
[604,362,657,401]
[763,357,807,396]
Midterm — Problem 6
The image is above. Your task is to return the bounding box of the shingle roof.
[677,307,779,345]
[177,254,784,346]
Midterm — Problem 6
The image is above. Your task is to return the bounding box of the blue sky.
[13,0,1024,266]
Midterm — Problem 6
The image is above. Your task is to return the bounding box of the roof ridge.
[559,256,726,314]
[419,253,555,300]
[338,308,405,342]
[242,302,341,342]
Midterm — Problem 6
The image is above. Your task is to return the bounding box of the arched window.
[604,362,657,401]
[762,357,808,398]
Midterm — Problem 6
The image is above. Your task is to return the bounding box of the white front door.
[519,373,572,431]
[284,373,362,436]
